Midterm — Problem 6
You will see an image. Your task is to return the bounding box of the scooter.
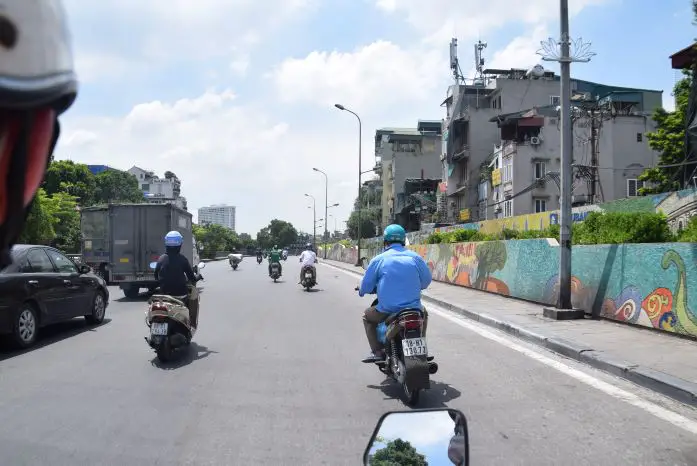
[228,253,243,270]
[364,409,469,465]
[356,287,437,406]
[145,261,205,362]
[300,265,316,291]
[269,262,281,282]
[256,255,263,264]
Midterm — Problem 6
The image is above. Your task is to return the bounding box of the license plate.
[136,276,151,281]
[402,337,427,357]
[305,273,312,278]
[151,322,168,335]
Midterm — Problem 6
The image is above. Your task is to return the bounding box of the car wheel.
[85,291,106,325]
[13,303,38,348]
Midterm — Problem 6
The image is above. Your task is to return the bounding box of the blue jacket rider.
[359,224,432,363]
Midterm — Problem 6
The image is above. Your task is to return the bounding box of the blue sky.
[54,0,695,234]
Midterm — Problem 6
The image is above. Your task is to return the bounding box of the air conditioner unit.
[530,136,541,145]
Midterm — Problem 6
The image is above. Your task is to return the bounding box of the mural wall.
[325,240,697,339]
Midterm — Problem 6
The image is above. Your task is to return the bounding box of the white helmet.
[0,0,77,268]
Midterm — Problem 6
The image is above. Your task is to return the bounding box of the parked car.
[0,245,110,348]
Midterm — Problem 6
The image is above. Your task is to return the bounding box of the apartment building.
[374,120,442,230]
[127,166,187,210]
[442,67,663,222]
[198,204,236,231]
[478,103,658,220]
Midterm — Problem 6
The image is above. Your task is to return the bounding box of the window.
[141,184,150,191]
[26,249,55,273]
[550,96,561,106]
[503,199,513,218]
[627,179,645,197]
[636,133,643,142]
[502,157,513,182]
[45,249,78,274]
[534,161,546,179]
[534,198,547,213]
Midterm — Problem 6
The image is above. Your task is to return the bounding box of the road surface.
[0,258,696,465]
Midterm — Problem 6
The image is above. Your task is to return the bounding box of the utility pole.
[537,0,595,316]
[589,107,597,203]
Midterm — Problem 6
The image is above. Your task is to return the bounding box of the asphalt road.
[1,258,697,465]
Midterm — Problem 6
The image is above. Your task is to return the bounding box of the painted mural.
[325,240,697,339]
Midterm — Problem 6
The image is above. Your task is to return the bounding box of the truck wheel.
[123,285,140,299]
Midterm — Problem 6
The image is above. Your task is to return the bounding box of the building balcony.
[451,144,470,162]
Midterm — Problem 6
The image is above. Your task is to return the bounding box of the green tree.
[370,438,428,466]
[639,72,692,193]
[347,210,377,239]
[256,219,298,248]
[42,160,97,206]
[18,189,57,245]
[46,192,81,253]
[93,169,144,204]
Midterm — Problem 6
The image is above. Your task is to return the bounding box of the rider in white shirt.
[298,243,318,284]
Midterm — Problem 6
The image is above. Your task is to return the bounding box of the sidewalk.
[322,259,697,408]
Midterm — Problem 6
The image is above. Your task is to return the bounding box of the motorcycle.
[269,262,281,282]
[193,264,204,281]
[256,255,263,264]
[228,253,243,270]
[356,287,437,406]
[145,261,205,362]
[281,250,288,261]
[364,409,469,465]
[300,265,316,291]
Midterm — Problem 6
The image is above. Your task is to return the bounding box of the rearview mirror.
[149,261,157,270]
[364,409,469,466]
[197,262,206,270]
[78,264,91,274]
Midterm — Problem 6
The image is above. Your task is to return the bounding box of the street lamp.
[334,103,363,267]
[537,0,595,315]
[305,193,316,247]
[313,167,330,258]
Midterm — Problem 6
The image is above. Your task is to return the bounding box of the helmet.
[306,243,312,250]
[164,231,184,247]
[0,1,78,269]
[273,245,278,249]
[383,224,406,244]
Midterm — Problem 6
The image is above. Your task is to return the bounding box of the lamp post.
[537,0,595,315]
[313,167,330,258]
[334,103,363,266]
[305,194,316,247]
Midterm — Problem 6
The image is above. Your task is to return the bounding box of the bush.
[573,212,674,245]
[678,216,697,242]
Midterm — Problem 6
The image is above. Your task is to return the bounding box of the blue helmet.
[383,224,406,244]
[164,230,183,247]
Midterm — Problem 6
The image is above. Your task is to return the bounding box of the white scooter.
[228,253,243,270]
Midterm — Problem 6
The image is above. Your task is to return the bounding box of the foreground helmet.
[383,224,406,244]
[164,231,183,247]
[0,1,78,268]
[306,243,312,249]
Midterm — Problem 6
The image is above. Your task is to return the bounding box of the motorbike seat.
[385,309,423,325]
[149,295,187,306]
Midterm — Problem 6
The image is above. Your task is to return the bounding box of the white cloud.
[274,41,447,109]
[56,89,364,234]
[376,411,455,451]
[372,0,609,45]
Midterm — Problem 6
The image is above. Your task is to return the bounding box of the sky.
[368,410,458,464]
[54,0,695,236]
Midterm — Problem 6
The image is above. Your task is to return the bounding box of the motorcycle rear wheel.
[156,339,173,362]
[402,383,420,406]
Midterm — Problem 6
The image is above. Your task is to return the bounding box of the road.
[1,258,697,465]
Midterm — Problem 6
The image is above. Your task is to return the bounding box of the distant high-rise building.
[198,204,236,231]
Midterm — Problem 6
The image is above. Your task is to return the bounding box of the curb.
[322,260,697,408]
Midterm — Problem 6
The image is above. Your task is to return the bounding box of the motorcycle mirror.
[149,261,157,270]
[363,409,469,466]
[197,262,206,270]
[361,258,368,270]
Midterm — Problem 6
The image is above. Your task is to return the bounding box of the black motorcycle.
[300,265,316,291]
[357,289,437,405]
[256,255,263,264]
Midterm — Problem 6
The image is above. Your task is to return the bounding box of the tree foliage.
[370,438,428,466]
[639,72,692,194]
[256,219,298,249]
[93,169,144,204]
[18,189,80,252]
[43,160,97,205]
[347,210,378,239]
[193,223,242,258]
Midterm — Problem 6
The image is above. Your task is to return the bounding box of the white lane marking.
[323,263,697,435]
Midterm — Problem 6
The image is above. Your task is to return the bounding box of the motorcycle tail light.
[150,303,168,312]
[400,315,422,330]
